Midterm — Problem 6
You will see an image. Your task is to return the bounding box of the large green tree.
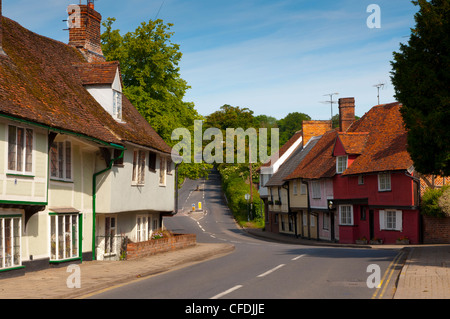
[101,18,210,183]
[391,0,450,176]
[101,18,200,142]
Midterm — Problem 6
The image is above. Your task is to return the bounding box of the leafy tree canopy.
[101,17,201,143]
[391,0,450,176]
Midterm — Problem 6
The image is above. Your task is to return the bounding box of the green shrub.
[421,185,450,218]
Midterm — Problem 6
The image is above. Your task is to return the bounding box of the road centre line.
[292,254,305,261]
[257,264,286,278]
[210,285,243,299]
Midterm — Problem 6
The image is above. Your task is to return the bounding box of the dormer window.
[113,90,122,120]
[336,155,348,174]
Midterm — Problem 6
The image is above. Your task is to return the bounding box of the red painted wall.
[334,172,420,244]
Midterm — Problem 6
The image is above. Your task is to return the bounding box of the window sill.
[50,178,74,183]
[49,257,81,264]
[6,173,35,178]
[0,265,25,272]
[131,183,145,187]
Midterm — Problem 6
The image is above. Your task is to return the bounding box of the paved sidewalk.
[0,243,235,299]
[394,245,450,299]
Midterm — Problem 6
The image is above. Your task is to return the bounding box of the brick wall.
[126,233,197,260]
[423,216,450,244]
[302,121,332,146]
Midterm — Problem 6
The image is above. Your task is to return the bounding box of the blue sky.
[3,0,418,120]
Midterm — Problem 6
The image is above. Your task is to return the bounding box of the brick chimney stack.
[302,120,332,146]
[68,1,105,62]
[338,97,355,132]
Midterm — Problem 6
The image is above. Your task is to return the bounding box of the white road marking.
[210,285,243,299]
[257,264,286,278]
[292,254,305,261]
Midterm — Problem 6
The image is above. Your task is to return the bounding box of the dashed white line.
[292,254,305,261]
[210,285,243,299]
[257,264,286,278]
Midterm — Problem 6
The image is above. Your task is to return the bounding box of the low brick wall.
[126,233,196,260]
[423,216,450,244]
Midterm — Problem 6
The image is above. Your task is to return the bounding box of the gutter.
[92,143,125,261]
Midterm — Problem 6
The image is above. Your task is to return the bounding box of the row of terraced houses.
[259,97,450,245]
[0,2,179,276]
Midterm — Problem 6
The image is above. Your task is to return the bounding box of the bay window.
[0,216,22,269]
[50,214,79,261]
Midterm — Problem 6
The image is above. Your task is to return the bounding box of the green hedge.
[217,164,264,227]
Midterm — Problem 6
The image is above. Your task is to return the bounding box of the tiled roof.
[265,135,320,187]
[285,129,338,180]
[342,102,412,175]
[336,132,369,155]
[0,17,171,154]
[72,62,121,86]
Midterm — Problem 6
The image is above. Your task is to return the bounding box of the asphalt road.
[90,169,402,299]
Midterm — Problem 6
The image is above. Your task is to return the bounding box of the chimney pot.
[338,98,356,132]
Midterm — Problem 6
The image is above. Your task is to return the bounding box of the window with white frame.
[0,216,21,269]
[358,175,364,185]
[300,182,307,195]
[104,216,117,255]
[336,155,348,174]
[379,210,402,231]
[112,90,122,120]
[50,141,72,181]
[159,156,166,186]
[293,181,298,195]
[50,214,79,261]
[147,214,159,238]
[8,125,33,174]
[136,215,148,242]
[339,205,353,225]
[311,181,321,199]
[132,150,146,185]
[166,158,173,175]
[378,173,391,191]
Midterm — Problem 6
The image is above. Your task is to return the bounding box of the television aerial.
[320,93,339,121]
[373,83,385,105]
